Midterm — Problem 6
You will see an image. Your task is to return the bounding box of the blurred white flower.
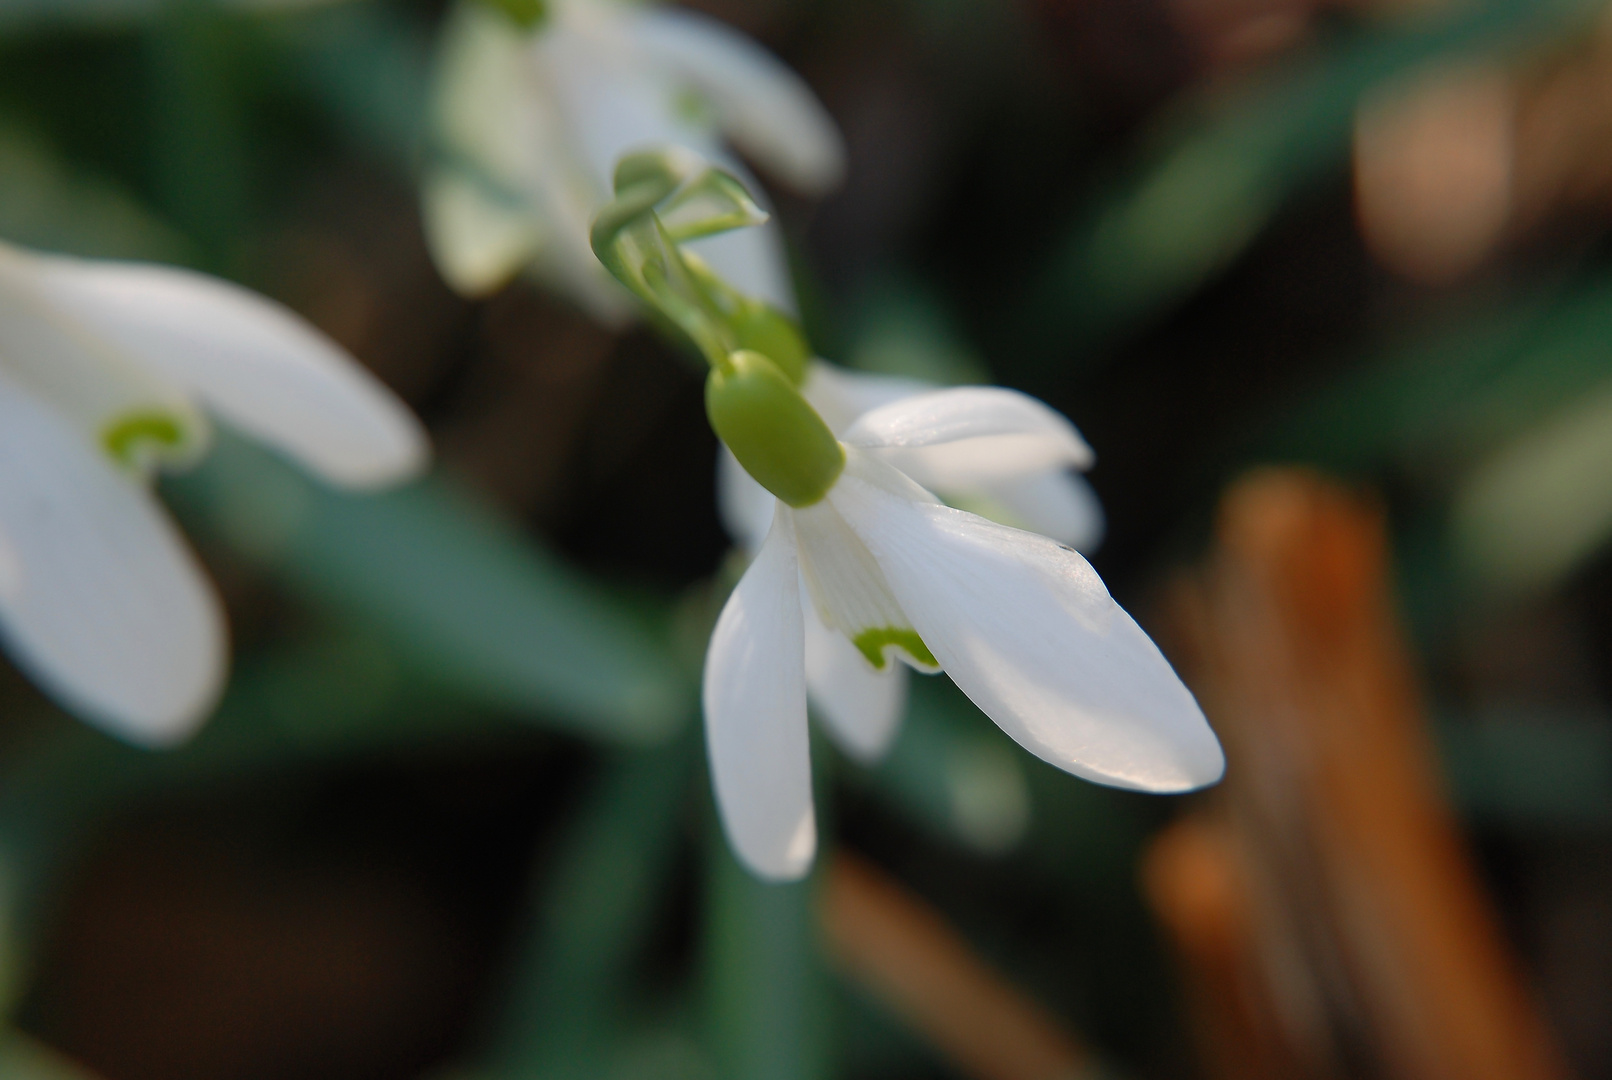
[0,241,427,746]
[423,0,845,320]
[717,364,1106,767]
[705,387,1221,880]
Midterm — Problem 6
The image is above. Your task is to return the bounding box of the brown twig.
[820,851,1096,1080]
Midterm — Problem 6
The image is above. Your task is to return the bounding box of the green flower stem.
[590,148,844,506]
[485,743,696,1078]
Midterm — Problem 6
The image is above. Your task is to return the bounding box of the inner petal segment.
[792,497,939,673]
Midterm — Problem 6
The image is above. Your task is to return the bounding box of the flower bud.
[706,350,843,507]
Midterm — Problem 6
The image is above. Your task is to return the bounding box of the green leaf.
[165,431,689,743]
[1023,0,1602,356]
[856,677,1031,856]
[262,1,433,173]
[1264,273,1612,475]
[0,121,186,262]
[1437,712,1612,829]
[704,831,831,1080]
[486,745,695,1079]
[0,1031,98,1080]
[1450,381,1612,598]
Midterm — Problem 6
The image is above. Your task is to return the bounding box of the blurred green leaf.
[704,837,831,1080]
[0,1031,98,1080]
[144,1,251,261]
[856,677,1031,856]
[1439,711,1612,828]
[166,432,690,744]
[1024,0,1600,357]
[1450,380,1612,598]
[0,624,504,969]
[0,121,185,261]
[845,273,990,386]
[485,744,696,1079]
[1264,272,1612,479]
[0,854,15,1021]
[0,0,357,34]
[264,0,432,173]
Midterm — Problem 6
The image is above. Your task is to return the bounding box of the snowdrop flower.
[424,0,844,321]
[704,377,1223,878]
[716,361,1107,765]
[593,148,1222,880]
[0,240,427,746]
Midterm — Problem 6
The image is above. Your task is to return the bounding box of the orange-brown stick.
[1152,469,1572,1080]
[820,851,1094,1080]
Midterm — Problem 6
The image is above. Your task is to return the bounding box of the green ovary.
[102,411,186,467]
[853,627,938,671]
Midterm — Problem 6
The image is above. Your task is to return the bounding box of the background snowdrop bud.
[706,350,843,508]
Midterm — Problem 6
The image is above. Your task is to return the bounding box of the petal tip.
[731,809,817,882]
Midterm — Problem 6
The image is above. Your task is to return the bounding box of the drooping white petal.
[0,246,210,473]
[0,374,225,745]
[537,14,797,314]
[433,1,552,194]
[843,386,1094,486]
[829,452,1223,793]
[630,6,846,196]
[716,445,775,554]
[703,508,816,881]
[421,168,548,297]
[944,468,1106,552]
[25,252,428,489]
[804,592,907,764]
[802,361,934,434]
[431,2,625,314]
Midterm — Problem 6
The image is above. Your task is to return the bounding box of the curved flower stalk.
[592,149,1222,880]
[424,0,845,321]
[0,240,427,747]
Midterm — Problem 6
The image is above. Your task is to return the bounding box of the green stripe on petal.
[853,626,937,671]
[103,412,183,464]
[101,409,199,471]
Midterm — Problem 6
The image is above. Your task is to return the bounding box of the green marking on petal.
[853,627,938,671]
[102,411,187,468]
[672,87,713,126]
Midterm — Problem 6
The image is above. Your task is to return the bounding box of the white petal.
[802,361,934,434]
[944,468,1106,552]
[702,508,816,880]
[0,374,225,745]
[543,17,691,191]
[0,246,210,472]
[538,12,802,315]
[420,167,546,297]
[26,253,428,489]
[716,445,775,553]
[433,1,550,189]
[829,454,1223,792]
[631,7,846,196]
[804,592,906,764]
[843,387,1094,485]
